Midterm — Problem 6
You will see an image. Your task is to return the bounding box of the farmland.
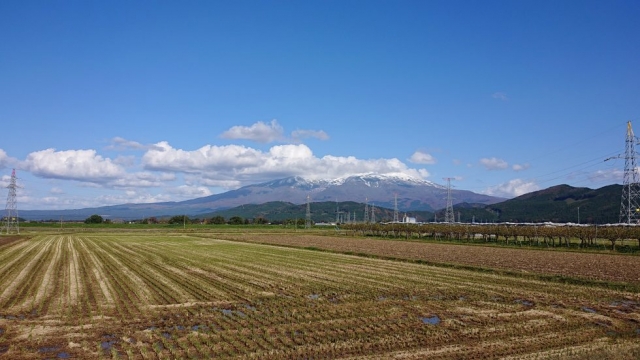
[0,231,639,359]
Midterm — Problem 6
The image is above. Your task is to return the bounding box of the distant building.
[402,214,417,223]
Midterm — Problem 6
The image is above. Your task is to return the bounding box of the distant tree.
[104,219,113,224]
[84,214,104,224]
[228,216,244,225]
[210,215,226,225]
[168,215,190,224]
[145,217,158,224]
[254,217,269,225]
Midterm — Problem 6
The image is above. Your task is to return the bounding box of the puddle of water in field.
[421,315,441,325]
[221,309,233,316]
[243,304,257,311]
[377,296,387,301]
[57,352,71,359]
[514,299,534,307]
[308,294,320,300]
[174,325,185,331]
[609,300,640,313]
[161,332,171,339]
[101,334,117,352]
[101,340,115,351]
[39,346,60,353]
[582,307,597,314]
[236,310,247,318]
[191,325,208,331]
[0,328,4,335]
[145,326,157,331]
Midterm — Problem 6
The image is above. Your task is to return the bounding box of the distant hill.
[440,184,622,224]
[206,184,622,225]
[202,201,434,224]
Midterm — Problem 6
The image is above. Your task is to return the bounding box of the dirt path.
[216,234,640,285]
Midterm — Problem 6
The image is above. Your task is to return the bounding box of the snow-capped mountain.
[19,173,504,220]
[181,173,497,212]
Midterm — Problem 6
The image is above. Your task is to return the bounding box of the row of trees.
[341,223,640,251]
[84,214,275,225]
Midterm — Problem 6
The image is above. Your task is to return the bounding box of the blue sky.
[1,0,639,210]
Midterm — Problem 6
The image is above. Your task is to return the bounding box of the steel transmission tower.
[619,121,640,224]
[370,203,376,223]
[4,169,19,234]
[363,198,369,223]
[393,194,399,223]
[305,195,311,228]
[444,177,455,223]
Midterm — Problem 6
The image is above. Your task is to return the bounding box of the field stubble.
[216,233,640,285]
[0,232,637,359]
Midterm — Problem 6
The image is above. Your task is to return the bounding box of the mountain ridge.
[18,173,500,220]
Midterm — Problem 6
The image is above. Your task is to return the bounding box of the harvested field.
[215,233,640,284]
[0,232,638,359]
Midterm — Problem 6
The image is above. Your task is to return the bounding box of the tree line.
[84,214,310,226]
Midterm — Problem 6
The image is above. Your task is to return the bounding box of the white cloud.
[492,92,508,101]
[24,148,126,182]
[480,157,509,170]
[50,187,64,194]
[220,119,284,143]
[589,168,623,182]
[0,149,8,168]
[483,179,539,198]
[409,151,437,165]
[114,155,136,167]
[142,141,428,188]
[512,163,530,171]
[167,185,213,198]
[107,137,166,152]
[291,129,329,142]
[107,137,147,150]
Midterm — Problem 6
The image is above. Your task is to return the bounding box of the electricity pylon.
[393,194,399,223]
[4,169,19,234]
[363,198,369,223]
[444,177,455,223]
[370,203,376,223]
[305,195,311,229]
[619,121,640,224]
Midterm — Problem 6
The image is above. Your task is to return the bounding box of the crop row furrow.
[0,237,58,312]
[107,240,228,303]
[91,238,183,305]
[85,238,144,318]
